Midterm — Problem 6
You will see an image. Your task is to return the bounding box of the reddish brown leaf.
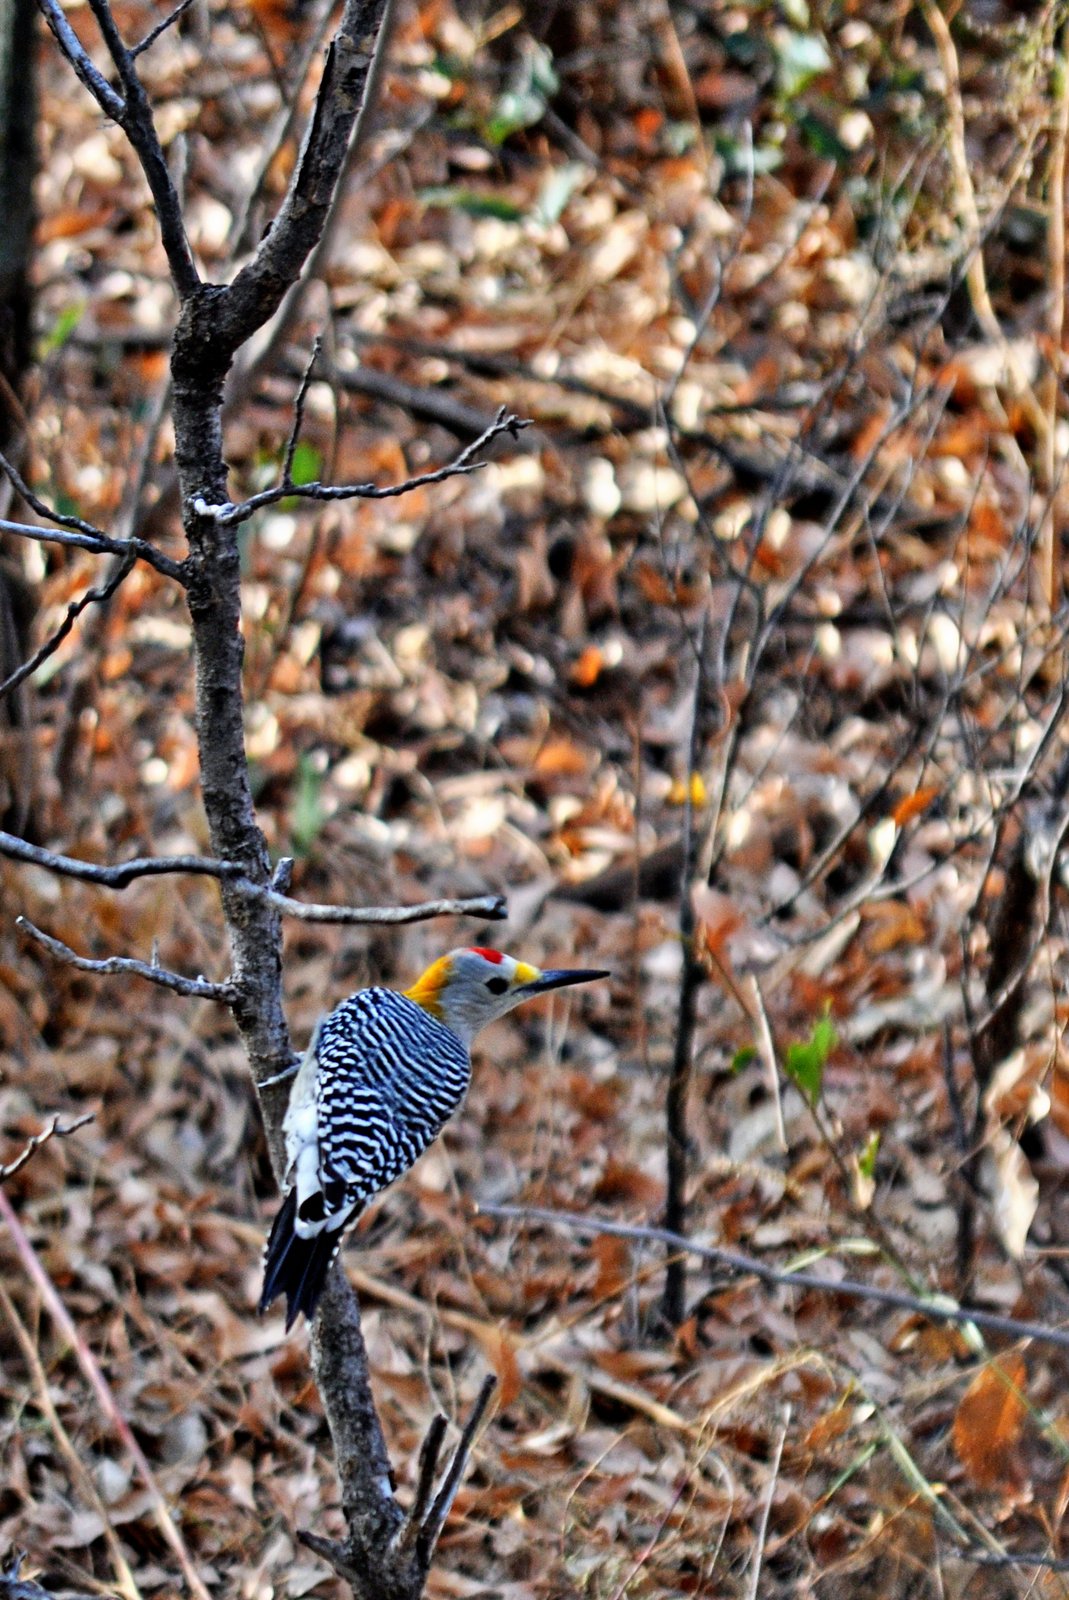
[952,1357,1028,1491]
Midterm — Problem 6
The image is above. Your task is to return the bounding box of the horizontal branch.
[0,516,184,581]
[0,444,184,582]
[245,886,508,926]
[0,830,508,925]
[0,1111,94,1182]
[0,830,238,887]
[481,1204,1069,1356]
[0,445,184,579]
[194,409,529,529]
[17,918,238,1002]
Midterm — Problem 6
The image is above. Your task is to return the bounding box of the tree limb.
[214,0,392,358]
[0,832,507,928]
[16,917,238,1002]
[0,549,136,702]
[196,409,529,528]
[0,1112,94,1183]
[482,1203,1069,1356]
[82,0,200,296]
[0,515,183,579]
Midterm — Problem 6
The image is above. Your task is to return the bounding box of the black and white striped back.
[315,987,472,1202]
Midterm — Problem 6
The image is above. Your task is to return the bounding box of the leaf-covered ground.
[3,0,1069,1595]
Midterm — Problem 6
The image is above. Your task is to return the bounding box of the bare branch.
[34,0,124,119]
[396,1417,448,1554]
[0,832,510,926]
[82,0,200,296]
[249,886,508,926]
[282,335,323,484]
[0,515,184,579]
[216,0,392,353]
[129,0,196,58]
[0,830,241,887]
[0,515,184,580]
[198,409,530,529]
[0,448,114,539]
[414,1373,496,1567]
[0,406,185,585]
[481,1204,1069,1356]
[16,918,238,1003]
[0,550,136,703]
[0,1112,94,1183]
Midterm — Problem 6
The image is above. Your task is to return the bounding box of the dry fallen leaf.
[952,1356,1028,1492]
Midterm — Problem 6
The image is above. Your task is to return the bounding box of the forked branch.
[298,1359,497,1594]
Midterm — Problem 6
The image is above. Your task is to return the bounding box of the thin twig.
[746,1405,789,1600]
[0,1112,94,1182]
[0,831,508,924]
[0,1188,213,1600]
[16,918,238,1002]
[418,1373,497,1564]
[661,614,708,1327]
[0,830,240,887]
[196,409,529,527]
[129,0,196,57]
[0,444,184,578]
[0,515,184,580]
[282,335,323,484]
[0,452,114,536]
[0,549,136,702]
[395,1417,449,1555]
[247,885,508,926]
[959,1550,1069,1573]
[747,976,787,1153]
[480,1204,1069,1355]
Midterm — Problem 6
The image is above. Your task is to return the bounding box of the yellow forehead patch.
[403,954,453,1017]
[513,961,539,986]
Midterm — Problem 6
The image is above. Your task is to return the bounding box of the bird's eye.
[485,976,509,995]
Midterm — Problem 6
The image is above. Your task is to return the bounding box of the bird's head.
[404,947,608,1046]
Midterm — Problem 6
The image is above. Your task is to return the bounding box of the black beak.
[522,968,610,995]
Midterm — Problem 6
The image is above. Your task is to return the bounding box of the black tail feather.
[259,1189,341,1330]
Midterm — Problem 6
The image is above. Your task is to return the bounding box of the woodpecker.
[260,946,608,1328]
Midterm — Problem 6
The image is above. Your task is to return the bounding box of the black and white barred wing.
[302,988,472,1235]
[262,988,471,1327]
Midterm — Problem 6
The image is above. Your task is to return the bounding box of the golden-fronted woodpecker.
[260,947,608,1327]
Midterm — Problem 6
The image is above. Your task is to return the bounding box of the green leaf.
[288,440,322,488]
[857,1130,880,1180]
[38,300,86,359]
[784,1013,836,1106]
[418,186,525,221]
[291,754,327,856]
[730,1045,758,1075]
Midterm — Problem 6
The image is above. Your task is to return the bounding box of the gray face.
[422,948,608,1046]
